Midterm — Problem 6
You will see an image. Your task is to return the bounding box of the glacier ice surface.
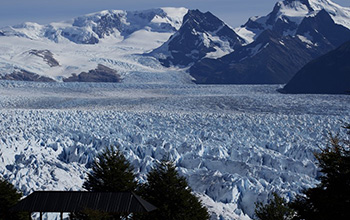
[0,81,349,219]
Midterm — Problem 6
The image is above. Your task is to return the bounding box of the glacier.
[0,81,349,219]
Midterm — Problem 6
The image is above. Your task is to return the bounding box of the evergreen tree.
[291,124,350,219]
[83,146,138,192]
[138,160,209,220]
[0,177,26,220]
[254,192,294,220]
[75,146,138,220]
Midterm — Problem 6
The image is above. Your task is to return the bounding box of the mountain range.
[186,0,350,84]
[0,8,190,83]
[0,0,349,86]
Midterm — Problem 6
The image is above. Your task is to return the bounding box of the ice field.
[0,81,349,219]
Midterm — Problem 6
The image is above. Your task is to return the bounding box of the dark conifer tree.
[138,160,209,220]
[291,124,350,220]
[254,192,294,220]
[0,177,26,220]
[74,146,138,220]
[83,146,138,192]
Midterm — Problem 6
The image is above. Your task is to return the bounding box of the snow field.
[0,7,193,84]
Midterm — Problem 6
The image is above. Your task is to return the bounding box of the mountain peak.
[151,9,244,67]
[182,9,226,33]
[236,0,350,43]
[71,7,188,39]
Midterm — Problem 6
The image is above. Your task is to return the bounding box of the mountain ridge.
[1,7,188,44]
[183,0,350,84]
[150,9,245,67]
[0,1,349,85]
[280,40,350,94]
[0,7,191,83]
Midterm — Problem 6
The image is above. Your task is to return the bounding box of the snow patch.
[276,0,310,24]
[161,7,189,30]
[297,34,314,45]
[234,27,260,44]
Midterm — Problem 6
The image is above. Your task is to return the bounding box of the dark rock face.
[281,40,350,94]
[296,9,350,48]
[151,9,244,67]
[73,13,124,38]
[190,30,317,84]
[29,50,60,67]
[0,31,4,36]
[63,64,121,83]
[1,70,55,82]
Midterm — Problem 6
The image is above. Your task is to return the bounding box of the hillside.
[281,40,350,94]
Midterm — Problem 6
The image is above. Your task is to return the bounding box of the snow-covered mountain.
[1,8,187,44]
[235,0,350,43]
[190,29,318,84]
[0,8,192,83]
[186,0,350,84]
[150,9,244,67]
[1,0,350,84]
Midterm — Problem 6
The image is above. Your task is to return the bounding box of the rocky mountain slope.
[1,1,349,84]
[281,40,350,94]
[150,9,244,67]
[185,0,350,84]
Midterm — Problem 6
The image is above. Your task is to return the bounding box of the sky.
[0,0,349,28]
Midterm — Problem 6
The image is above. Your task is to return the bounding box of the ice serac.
[150,9,244,67]
[189,0,350,84]
[281,40,350,94]
[0,82,349,219]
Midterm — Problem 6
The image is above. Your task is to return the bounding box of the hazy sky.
[0,0,349,28]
